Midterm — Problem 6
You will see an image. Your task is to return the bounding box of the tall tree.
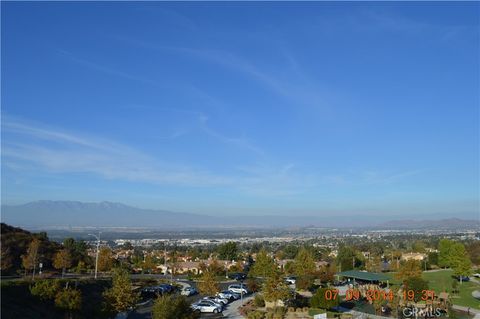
[438,239,455,268]
[143,254,156,273]
[262,273,290,308]
[466,241,480,265]
[395,260,422,282]
[294,247,316,290]
[98,247,114,272]
[336,246,361,272]
[249,249,277,278]
[450,243,472,283]
[198,270,219,295]
[53,249,72,278]
[103,268,139,313]
[21,238,41,279]
[217,242,238,261]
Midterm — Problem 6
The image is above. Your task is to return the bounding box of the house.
[401,252,427,261]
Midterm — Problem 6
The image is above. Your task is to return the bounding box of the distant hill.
[378,218,480,229]
[1,200,478,229]
[1,200,217,228]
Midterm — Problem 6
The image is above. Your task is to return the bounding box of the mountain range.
[1,200,478,229]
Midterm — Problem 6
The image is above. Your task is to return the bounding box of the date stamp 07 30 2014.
[324,289,436,302]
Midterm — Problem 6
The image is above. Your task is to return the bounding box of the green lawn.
[385,270,479,309]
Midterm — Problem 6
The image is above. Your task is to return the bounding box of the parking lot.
[128,279,250,319]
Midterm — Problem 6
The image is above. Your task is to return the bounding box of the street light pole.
[88,232,101,280]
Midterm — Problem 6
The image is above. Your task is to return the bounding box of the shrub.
[30,279,61,301]
[311,288,339,310]
[247,310,266,319]
[254,294,265,307]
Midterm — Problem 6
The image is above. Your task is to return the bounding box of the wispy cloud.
[112,37,333,112]
[1,117,298,196]
[2,117,423,198]
[2,117,232,187]
[198,115,266,157]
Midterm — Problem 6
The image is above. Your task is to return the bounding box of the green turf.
[384,270,479,309]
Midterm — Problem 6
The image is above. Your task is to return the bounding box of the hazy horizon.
[2,2,479,218]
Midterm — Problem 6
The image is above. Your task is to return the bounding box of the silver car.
[191,300,223,313]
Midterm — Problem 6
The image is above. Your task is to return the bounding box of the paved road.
[452,305,480,315]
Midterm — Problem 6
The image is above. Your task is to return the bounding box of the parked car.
[203,296,229,305]
[285,276,296,285]
[191,300,223,313]
[158,283,174,293]
[140,286,163,299]
[218,290,240,301]
[181,286,198,296]
[454,276,470,282]
[228,272,247,281]
[228,284,249,295]
[473,273,480,278]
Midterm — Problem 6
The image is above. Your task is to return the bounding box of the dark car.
[140,286,163,299]
[228,272,247,281]
[159,283,174,293]
[454,276,470,282]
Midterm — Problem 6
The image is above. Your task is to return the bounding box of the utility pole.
[88,232,101,279]
[164,245,167,276]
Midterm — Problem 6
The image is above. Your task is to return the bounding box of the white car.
[285,276,296,285]
[473,273,480,278]
[228,284,249,295]
[218,290,240,301]
[191,300,223,313]
[203,296,228,305]
[181,286,198,296]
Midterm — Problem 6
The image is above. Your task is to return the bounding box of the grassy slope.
[421,270,479,309]
[385,270,479,309]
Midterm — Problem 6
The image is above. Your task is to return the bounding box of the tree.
[428,252,439,267]
[294,247,316,290]
[310,287,339,310]
[217,242,238,261]
[438,239,455,268]
[198,270,219,295]
[152,295,199,319]
[262,273,290,307]
[412,241,426,253]
[366,255,383,273]
[336,246,361,272]
[466,241,480,265]
[103,268,139,313]
[450,243,472,283]
[318,263,336,284]
[249,249,276,278]
[53,249,72,278]
[55,287,82,319]
[63,238,90,268]
[395,260,422,282]
[21,238,40,279]
[143,254,156,273]
[98,247,114,272]
[1,246,13,273]
[30,279,61,301]
[404,277,429,303]
[280,245,299,260]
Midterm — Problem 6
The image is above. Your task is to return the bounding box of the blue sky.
[2,2,479,217]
